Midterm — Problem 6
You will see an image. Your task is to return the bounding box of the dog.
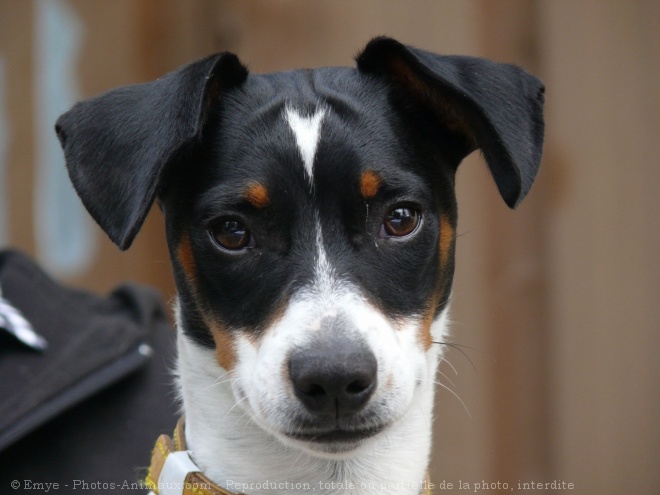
[56,37,544,495]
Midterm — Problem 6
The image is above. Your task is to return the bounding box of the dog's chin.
[276,426,386,459]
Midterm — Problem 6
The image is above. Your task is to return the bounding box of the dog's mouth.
[284,424,386,444]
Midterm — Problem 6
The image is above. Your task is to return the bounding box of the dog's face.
[165,73,455,454]
[56,38,544,457]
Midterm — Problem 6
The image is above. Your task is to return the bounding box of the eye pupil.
[210,220,252,250]
[382,207,420,237]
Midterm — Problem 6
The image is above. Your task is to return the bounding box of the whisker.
[225,393,250,421]
[432,340,485,373]
[438,356,458,376]
[292,442,308,466]
[241,411,259,433]
[191,377,229,401]
[434,379,471,417]
[436,368,457,389]
[190,365,235,402]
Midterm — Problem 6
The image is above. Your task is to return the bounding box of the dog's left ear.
[55,53,248,250]
[356,37,545,208]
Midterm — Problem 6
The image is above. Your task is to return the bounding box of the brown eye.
[381,206,421,238]
[209,219,254,251]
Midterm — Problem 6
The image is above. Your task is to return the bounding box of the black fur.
[56,52,248,250]
[357,37,545,208]
[56,37,544,348]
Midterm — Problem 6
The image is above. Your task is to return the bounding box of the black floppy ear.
[55,53,248,250]
[356,37,545,208]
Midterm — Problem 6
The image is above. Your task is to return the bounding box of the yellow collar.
[147,418,432,495]
[146,417,239,495]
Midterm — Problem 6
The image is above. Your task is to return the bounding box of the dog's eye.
[209,219,255,251]
[380,206,421,238]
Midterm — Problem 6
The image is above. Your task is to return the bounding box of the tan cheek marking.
[205,317,237,372]
[177,232,197,285]
[360,170,382,198]
[418,215,455,350]
[419,297,438,351]
[178,232,238,371]
[439,215,455,269]
[208,295,290,370]
[244,182,270,208]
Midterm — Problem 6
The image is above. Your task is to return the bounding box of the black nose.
[288,331,378,417]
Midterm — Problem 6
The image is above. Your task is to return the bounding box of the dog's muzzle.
[284,327,383,444]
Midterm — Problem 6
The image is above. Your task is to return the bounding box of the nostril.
[346,378,371,395]
[55,123,67,146]
[303,383,326,398]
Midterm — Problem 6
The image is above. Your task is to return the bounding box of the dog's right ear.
[55,53,248,250]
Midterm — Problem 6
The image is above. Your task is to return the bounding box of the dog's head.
[57,37,543,457]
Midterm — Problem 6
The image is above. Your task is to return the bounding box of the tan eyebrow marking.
[360,170,382,199]
[244,182,270,208]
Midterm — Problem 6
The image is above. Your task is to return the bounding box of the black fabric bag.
[0,249,178,489]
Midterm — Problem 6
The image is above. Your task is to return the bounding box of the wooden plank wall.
[541,2,659,493]
[1,1,657,493]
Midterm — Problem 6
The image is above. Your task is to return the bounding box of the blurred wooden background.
[1,1,658,493]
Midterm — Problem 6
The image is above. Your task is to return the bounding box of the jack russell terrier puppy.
[56,37,544,495]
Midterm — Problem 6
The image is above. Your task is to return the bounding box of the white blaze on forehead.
[313,218,339,297]
[284,106,335,295]
[284,106,326,186]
